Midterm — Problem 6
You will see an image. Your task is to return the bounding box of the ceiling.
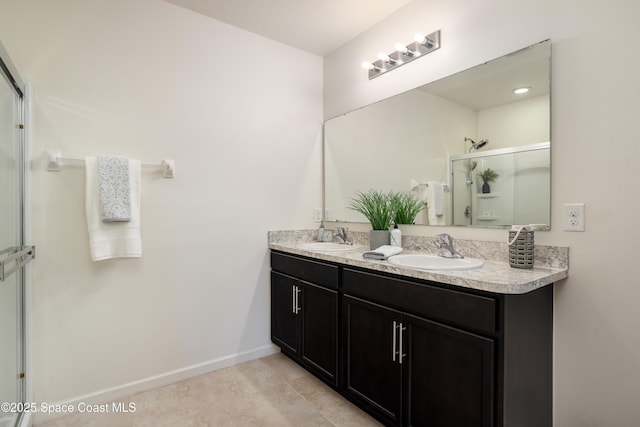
[420,41,550,111]
[163,0,412,56]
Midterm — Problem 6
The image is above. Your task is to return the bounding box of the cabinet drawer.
[343,268,496,334]
[271,251,339,290]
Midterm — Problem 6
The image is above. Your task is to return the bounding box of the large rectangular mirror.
[324,39,551,228]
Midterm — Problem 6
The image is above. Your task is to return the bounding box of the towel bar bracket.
[0,245,35,282]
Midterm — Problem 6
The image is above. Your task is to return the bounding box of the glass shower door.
[0,43,26,427]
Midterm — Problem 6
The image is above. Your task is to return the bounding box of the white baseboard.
[33,344,279,424]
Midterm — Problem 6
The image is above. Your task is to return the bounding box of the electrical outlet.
[563,203,585,231]
[314,208,322,223]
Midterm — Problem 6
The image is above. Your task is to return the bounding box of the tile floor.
[36,352,382,426]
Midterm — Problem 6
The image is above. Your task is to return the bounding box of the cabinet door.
[343,295,403,426]
[300,282,338,385]
[271,272,298,356]
[403,313,495,427]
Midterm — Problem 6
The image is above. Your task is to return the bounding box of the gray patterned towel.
[98,155,131,222]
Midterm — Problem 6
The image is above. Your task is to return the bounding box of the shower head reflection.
[465,137,489,152]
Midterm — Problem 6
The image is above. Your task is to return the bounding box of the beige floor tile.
[34,352,383,427]
[218,382,332,426]
[259,352,311,383]
[36,397,136,427]
[289,373,346,412]
[289,374,381,427]
[36,410,134,427]
[189,359,285,399]
[320,400,383,427]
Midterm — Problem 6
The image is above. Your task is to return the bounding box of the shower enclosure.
[0,41,32,427]
[450,143,550,227]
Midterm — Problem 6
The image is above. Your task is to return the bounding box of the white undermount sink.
[387,253,484,271]
[297,242,360,252]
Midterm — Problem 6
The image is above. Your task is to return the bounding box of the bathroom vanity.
[269,235,568,427]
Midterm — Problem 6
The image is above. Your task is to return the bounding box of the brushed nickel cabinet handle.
[399,322,406,365]
[392,321,397,362]
[292,285,296,314]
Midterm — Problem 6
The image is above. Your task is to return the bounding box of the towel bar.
[410,179,449,191]
[0,246,35,282]
[46,150,175,178]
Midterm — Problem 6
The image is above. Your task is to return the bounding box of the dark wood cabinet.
[403,312,494,427]
[271,271,299,356]
[270,250,553,427]
[271,252,339,385]
[343,294,495,427]
[299,280,338,382]
[343,295,403,426]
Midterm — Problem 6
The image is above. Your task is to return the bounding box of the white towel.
[85,157,142,261]
[427,181,445,225]
[363,245,403,260]
[410,179,428,203]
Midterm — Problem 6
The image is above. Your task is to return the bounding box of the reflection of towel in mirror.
[427,181,445,225]
[410,179,428,203]
[86,157,142,261]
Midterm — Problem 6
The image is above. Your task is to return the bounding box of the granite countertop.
[268,231,569,295]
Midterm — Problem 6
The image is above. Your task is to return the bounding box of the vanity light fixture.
[513,86,530,94]
[364,29,441,80]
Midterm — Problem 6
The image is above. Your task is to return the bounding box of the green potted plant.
[349,189,395,249]
[477,168,499,193]
[390,191,425,224]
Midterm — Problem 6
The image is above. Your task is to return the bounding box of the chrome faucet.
[435,233,464,258]
[336,227,353,245]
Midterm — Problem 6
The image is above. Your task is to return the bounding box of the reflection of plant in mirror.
[390,191,425,224]
[348,190,394,230]
[478,168,499,183]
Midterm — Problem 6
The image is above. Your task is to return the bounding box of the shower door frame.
[0,40,29,427]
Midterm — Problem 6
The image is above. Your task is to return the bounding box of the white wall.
[325,88,475,223]
[325,0,640,425]
[0,0,322,409]
[478,94,550,149]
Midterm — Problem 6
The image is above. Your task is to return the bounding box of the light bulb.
[378,52,391,62]
[513,87,530,94]
[414,33,434,47]
[362,62,382,72]
[395,43,408,54]
[395,42,416,57]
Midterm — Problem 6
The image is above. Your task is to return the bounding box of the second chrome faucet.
[435,233,464,258]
